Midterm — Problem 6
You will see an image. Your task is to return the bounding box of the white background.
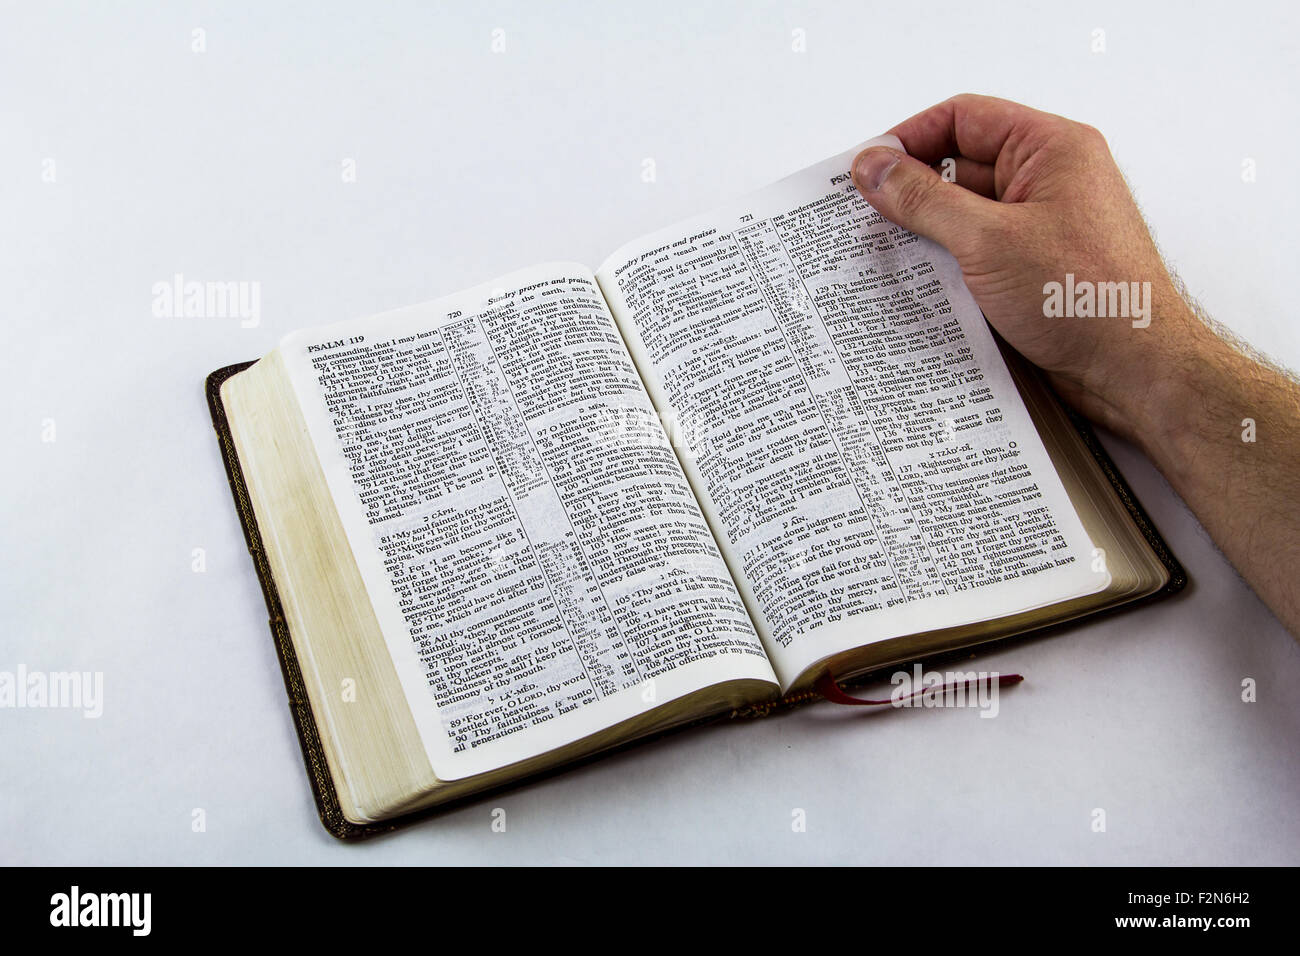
[2,0,1298,864]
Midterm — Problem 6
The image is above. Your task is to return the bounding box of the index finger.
[888,93,1061,166]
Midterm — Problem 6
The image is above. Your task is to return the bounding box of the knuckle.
[1074,122,1110,151]
[893,171,939,218]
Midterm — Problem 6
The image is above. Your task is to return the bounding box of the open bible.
[208,137,1183,837]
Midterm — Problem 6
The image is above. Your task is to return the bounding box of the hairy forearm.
[1120,306,1300,634]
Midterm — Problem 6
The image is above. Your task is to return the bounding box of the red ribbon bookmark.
[814,672,1024,706]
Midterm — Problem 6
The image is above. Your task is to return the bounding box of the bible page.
[278,263,776,781]
[596,141,1111,689]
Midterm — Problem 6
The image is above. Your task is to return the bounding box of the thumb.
[851,146,994,256]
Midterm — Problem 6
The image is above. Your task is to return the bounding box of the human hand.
[851,93,1219,443]
[853,94,1300,637]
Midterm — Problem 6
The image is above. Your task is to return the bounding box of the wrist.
[1121,312,1240,469]
[1078,294,1230,460]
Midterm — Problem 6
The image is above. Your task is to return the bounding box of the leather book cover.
[206,360,1186,839]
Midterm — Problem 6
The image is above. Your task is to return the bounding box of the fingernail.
[853,148,901,192]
